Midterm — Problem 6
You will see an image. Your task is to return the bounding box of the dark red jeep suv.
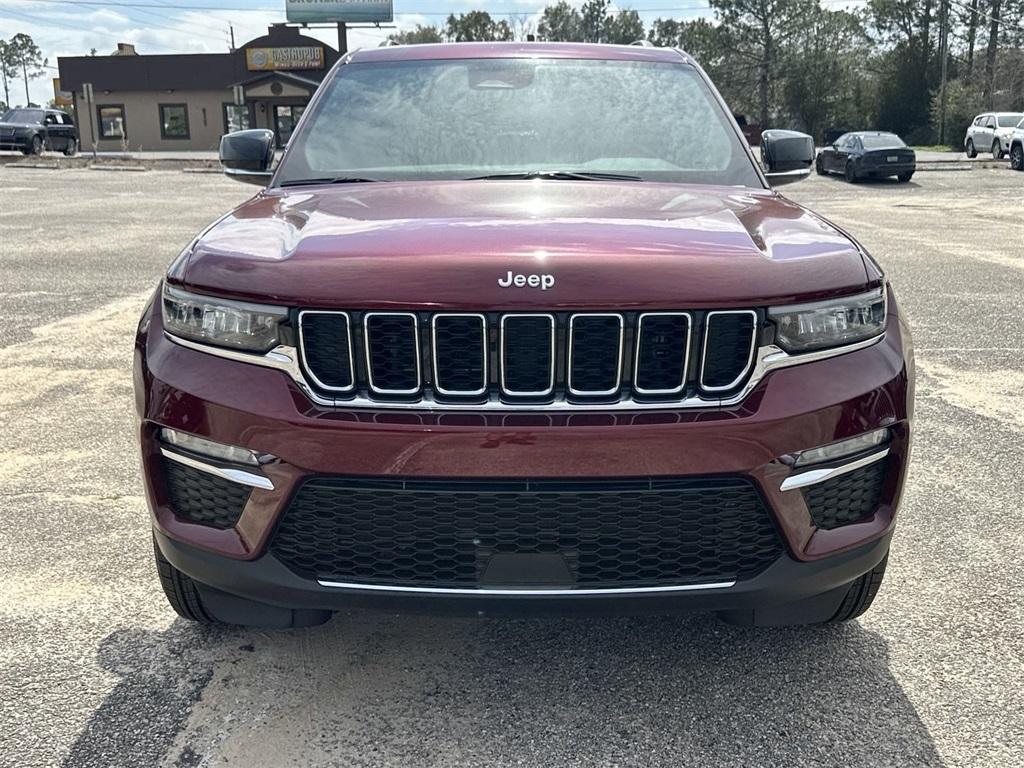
[136,43,913,628]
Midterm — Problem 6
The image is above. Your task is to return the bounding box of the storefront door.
[273,105,305,147]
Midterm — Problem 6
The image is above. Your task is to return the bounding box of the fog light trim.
[160,448,274,491]
[780,448,889,492]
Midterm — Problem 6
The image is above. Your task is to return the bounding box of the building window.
[97,105,126,139]
[223,103,252,134]
[159,103,190,139]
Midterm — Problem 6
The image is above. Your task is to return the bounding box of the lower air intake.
[269,476,784,588]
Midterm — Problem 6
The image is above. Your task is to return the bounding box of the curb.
[89,165,149,172]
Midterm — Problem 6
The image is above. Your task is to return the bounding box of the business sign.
[285,0,393,24]
[246,46,325,71]
[52,78,73,107]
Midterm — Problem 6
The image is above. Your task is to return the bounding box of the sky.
[0,1,714,108]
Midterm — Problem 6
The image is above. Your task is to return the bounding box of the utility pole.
[229,23,236,51]
[938,0,950,145]
[337,22,348,55]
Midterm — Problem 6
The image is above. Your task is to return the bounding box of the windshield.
[997,114,1023,128]
[861,134,905,149]
[275,58,761,187]
[2,109,44,124]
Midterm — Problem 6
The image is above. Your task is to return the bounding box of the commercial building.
[57,25,340,151]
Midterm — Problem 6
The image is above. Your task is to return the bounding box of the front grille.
[297,310,761,406]
[364,313,420,394]
[701,311,757,390]
[803,461,886,529]
[269,476,784,588]
[163,459,250,529]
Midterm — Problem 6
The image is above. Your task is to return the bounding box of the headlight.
[769,288,886,353]
[161,283,287,352]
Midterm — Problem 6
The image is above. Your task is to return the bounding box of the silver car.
[1009,118,1024,171]
[964,112,1024,158]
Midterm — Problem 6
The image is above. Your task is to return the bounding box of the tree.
[709,0,807,128]
[0,39,16,109]
[782,7,869,141]
[604,10,645,44]
[7,33,47,106]
[538,1,583,41]
[579,0,611,42]
[444,11,514,42]
[388,25,444,45]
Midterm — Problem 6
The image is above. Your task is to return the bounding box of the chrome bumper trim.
[315,579,736,595]
[780,448,890,492]
[164,331,885,412]
[160,447,274,491]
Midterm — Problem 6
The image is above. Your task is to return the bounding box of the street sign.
[285,0,393,24]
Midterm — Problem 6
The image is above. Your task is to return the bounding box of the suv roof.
[348,42,689,65]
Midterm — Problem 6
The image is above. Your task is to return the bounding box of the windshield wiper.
[466,170,645,182]
[278,176,382,187]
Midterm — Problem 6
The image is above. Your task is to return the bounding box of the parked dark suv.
[0,108,79,155]
[136,43,913,628]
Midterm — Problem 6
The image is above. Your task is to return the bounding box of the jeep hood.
[179,180,875,308]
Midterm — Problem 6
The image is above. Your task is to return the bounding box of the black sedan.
[815,131,915,183]
[0,108,79,156]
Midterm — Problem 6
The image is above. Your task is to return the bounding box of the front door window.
[274,105,305,147]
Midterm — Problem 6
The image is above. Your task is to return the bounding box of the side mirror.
[760,129,814,187]
[219,129,275,186]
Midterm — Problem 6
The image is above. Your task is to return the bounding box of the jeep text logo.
[497,271,555,290]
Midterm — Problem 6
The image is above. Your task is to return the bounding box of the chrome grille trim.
[297,310,355,394]
[500,313,556,398]
[166,317,886,412]
[699,310,758,393]
[567,313,625,396]
[431,313,488,397]
[633,312,692,396]
[363,312,421,396]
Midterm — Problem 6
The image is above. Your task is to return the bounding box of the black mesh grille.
[634,314,690,393]
[502,316,553,395]
[804,460,886,530]
[365,314,420,393]
[569,315,622,394]
[163,459,250,529]
[270,476,784,588]
[300,313,353,390]
[701,312,756,390]
[433,315,486,395]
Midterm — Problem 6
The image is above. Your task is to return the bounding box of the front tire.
[828,555,888,622]
[966,138,977,158]
[815,156,825,176]
[1010,143,1024,171]
[23,135,43,156]
[64,137,78,157]
[154,539,218,624]
[844,161,859,183]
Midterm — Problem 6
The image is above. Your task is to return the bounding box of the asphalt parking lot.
[1,165,1022,768]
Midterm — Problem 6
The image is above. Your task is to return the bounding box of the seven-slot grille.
[297,310,761,405]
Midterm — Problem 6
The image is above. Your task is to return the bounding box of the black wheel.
[64,137,78,157]
[965,138,977,158]
[1010,144,1024,171]
[827,555,888,622]
[815,155,825,176]
[896,171,914,183]
[23,135,43,156]
[992,140,1004,159]
[154,539,218,624]
[844,161,859,183]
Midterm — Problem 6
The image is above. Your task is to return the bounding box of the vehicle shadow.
[64,612,945,767]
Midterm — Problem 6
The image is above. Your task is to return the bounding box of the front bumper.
[136,288,914,612]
